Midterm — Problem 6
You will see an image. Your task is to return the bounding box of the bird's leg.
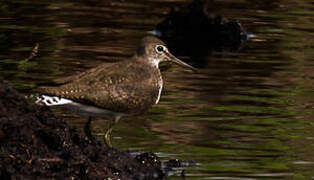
[84,117,94,140]
[104,125,113,147]
[104,116,121,148]
[104,120,114,148]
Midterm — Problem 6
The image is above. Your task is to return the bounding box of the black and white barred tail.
[26,94,73,106]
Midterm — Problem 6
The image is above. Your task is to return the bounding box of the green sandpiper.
[35,36,197,147]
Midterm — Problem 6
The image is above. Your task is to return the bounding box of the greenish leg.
[84,117,94,140]
[104,116,121,148]
[104,123,113,148]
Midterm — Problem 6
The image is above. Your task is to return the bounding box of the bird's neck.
[148,57,160,68]
[133,54,160,69]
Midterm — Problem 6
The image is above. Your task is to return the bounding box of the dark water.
[1,0,314,179]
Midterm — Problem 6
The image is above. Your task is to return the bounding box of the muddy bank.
[0,79,163,179]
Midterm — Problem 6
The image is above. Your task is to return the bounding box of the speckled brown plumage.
[38,36,165,115]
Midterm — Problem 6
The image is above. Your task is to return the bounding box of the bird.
[35,36,197,147]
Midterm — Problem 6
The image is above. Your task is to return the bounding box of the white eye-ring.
[155,45,166,54]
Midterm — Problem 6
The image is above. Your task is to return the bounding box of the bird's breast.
[124,70,163,115]
[154,74,163,104]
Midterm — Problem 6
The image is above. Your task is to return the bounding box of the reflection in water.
[1,0,314,179]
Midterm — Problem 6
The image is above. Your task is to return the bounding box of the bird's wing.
[39,61,128,95]
[38,61,158,114]
[52,62,117,84]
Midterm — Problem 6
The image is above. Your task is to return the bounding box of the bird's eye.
[155,45,165,53]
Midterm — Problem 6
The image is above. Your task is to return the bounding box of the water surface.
[1,0,314,179]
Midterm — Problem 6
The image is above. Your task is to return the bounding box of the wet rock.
[135,152,162,169]
[155,0,248,62]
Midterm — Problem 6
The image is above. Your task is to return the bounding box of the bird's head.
[136,36,197,71]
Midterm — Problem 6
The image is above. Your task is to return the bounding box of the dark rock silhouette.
[155,0,248,65]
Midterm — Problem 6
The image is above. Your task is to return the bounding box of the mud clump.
[0,79,162,179]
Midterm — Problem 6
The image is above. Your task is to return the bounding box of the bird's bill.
[165,52,198,72]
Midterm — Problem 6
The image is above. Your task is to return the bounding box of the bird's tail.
[25,93,45,106]
[25,94,73,106]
